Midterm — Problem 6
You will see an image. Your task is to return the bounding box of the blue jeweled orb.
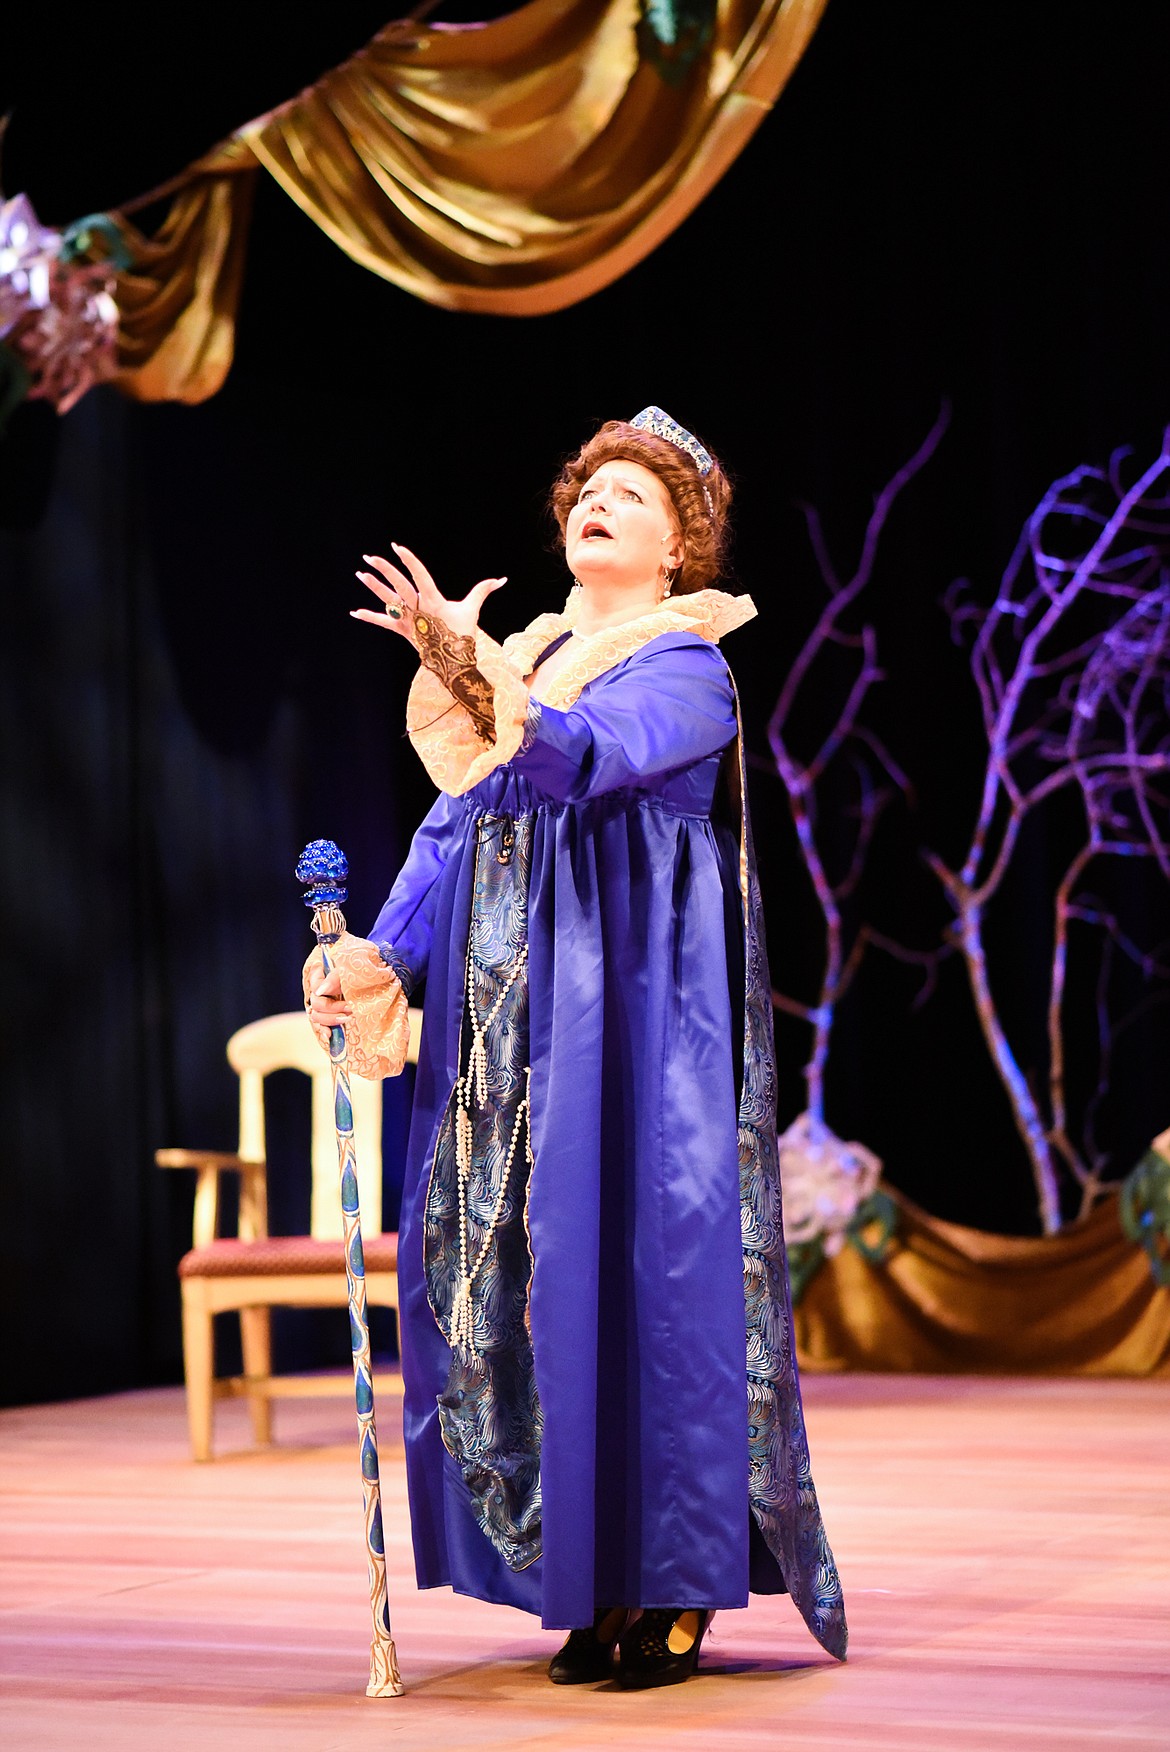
[296,838,349,908]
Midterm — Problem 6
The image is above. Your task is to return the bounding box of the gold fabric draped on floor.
[106,0,829,403]
[796,1188,1170,1377]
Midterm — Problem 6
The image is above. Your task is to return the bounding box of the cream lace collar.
[501,588,757,710]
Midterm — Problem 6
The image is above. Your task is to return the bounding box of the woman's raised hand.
[352,543,506,644]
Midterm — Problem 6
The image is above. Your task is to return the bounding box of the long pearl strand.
[450,941,532,1354]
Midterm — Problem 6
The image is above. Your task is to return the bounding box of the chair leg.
[181,1282,215,1463]
[239,1305,273,1447]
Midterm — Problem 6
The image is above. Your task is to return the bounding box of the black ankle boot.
[548,1607,630,1684]
[618,1608,713,1689]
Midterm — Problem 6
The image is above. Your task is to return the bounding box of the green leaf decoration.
[786,1190,900,1306]
[58,214,134,273]
[1119,1148,1170,1287]
[638,0,717,83]
[847,1191,899,1264]
[786,1238,825,1306]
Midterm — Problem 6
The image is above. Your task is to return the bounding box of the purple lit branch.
[932,431,1170,1231]
[767,409,949,1122]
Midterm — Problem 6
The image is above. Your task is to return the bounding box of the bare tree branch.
[767,409,949,1121]
[928,430,1170,1231]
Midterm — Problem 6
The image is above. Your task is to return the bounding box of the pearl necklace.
[450,941,532,1354]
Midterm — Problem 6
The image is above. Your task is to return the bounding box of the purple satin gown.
[369,630,847,1654]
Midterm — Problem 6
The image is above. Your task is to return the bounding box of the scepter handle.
[295,839,404,1698]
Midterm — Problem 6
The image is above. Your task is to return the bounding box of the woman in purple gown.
[306,409,847,1688]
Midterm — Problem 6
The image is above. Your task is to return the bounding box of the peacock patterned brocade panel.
[737,766,848,1661]
[423,811,544,1572]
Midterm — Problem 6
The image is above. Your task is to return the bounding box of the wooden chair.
[157,1007,422,1461]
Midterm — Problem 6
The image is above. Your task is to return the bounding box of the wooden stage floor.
[1,1373,1167,1751]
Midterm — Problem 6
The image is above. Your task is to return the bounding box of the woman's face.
[565,457,683,589]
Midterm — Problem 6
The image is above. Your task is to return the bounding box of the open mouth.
[581,521,613,540]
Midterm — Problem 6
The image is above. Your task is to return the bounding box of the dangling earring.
[661,561,679,599]
[571,577,583,591]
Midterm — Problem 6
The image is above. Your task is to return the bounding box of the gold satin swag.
[100,0,829,403]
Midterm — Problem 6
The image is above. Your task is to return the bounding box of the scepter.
[296,837,404,1698]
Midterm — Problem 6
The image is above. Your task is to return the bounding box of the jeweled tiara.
[629,406,714,478]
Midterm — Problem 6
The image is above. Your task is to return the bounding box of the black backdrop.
[3,2,1169,1406]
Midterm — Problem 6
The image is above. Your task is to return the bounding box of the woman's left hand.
[352,544,506,645]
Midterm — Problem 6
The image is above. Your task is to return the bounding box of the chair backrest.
[226,1009,423,1240]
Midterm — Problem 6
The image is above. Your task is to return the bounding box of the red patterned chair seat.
[179,1233,399,1278]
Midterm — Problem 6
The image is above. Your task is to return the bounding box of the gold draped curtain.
[106,0,829,403]
[796,1188,1170,1377]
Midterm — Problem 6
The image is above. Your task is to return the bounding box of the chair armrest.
[156,1150,267,1248]
[155,1149,253,1171]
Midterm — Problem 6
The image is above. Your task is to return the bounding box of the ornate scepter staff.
[296,837,404,1699]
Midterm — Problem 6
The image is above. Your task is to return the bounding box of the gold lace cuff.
[302,932,411,1080]
[406,629,531,796]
